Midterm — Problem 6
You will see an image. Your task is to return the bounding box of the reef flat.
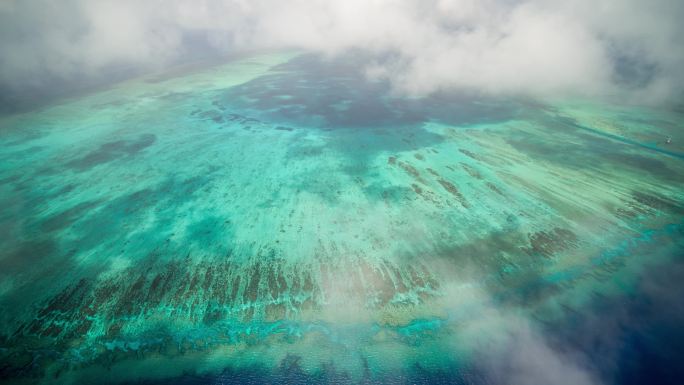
[0,53,682,384]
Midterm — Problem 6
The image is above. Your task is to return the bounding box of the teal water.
[0,52,683,384]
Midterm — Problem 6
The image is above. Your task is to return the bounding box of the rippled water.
[0,52,683,384]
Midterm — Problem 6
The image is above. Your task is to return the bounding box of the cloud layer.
[1,0,683,108]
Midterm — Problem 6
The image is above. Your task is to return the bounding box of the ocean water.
[0,52,683,384]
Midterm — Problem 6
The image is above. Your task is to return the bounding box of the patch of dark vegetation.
[414,153,425,161]
[185,215,234,247]
[458,148,483,161]
[522,227,578,258]
[606,152,679,180]
[507,127,680,181]
[0,173,21,186]
[632,191,683,213]
[244,263,262,303]
[1,239,57,275]
[437,179,470,208]
[486,182,505,196]
[212,100,227,111]
[198,109,224,123]
[398,161,425,183]
[460,163,482,179]
[426,168,440,177]
[39,200,103,232]
[387,156,396,165]
[197,110,263,127]
[3,250,442,381]
[366,184,409,207]
[67,134,156,171]
[275,126,294,131]
[616,191,684,219]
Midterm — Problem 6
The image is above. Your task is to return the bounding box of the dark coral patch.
[398,161,425,183]
[486,182,505,196]
[437,179,470,208]
[460,163,482,179]
[616,191,684,220]
[522,227,578,258]
[67,134,156,171]
[426,168,440,177]
[39,200,103,232]
[458,148,482,161]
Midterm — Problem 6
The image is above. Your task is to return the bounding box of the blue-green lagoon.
[0,52,683,384]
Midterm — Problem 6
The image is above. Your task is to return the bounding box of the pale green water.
[0,52,683,384]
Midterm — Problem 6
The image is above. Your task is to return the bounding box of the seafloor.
[0,52,683,384]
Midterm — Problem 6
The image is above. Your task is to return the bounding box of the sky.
[1,0,683,110]
[0,0,684,109]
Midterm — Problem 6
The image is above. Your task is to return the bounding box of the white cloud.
[1,0,683,105]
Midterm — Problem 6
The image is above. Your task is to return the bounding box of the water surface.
[0,52,683,384]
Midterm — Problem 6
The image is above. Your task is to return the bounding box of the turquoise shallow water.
[0,52,683,384]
